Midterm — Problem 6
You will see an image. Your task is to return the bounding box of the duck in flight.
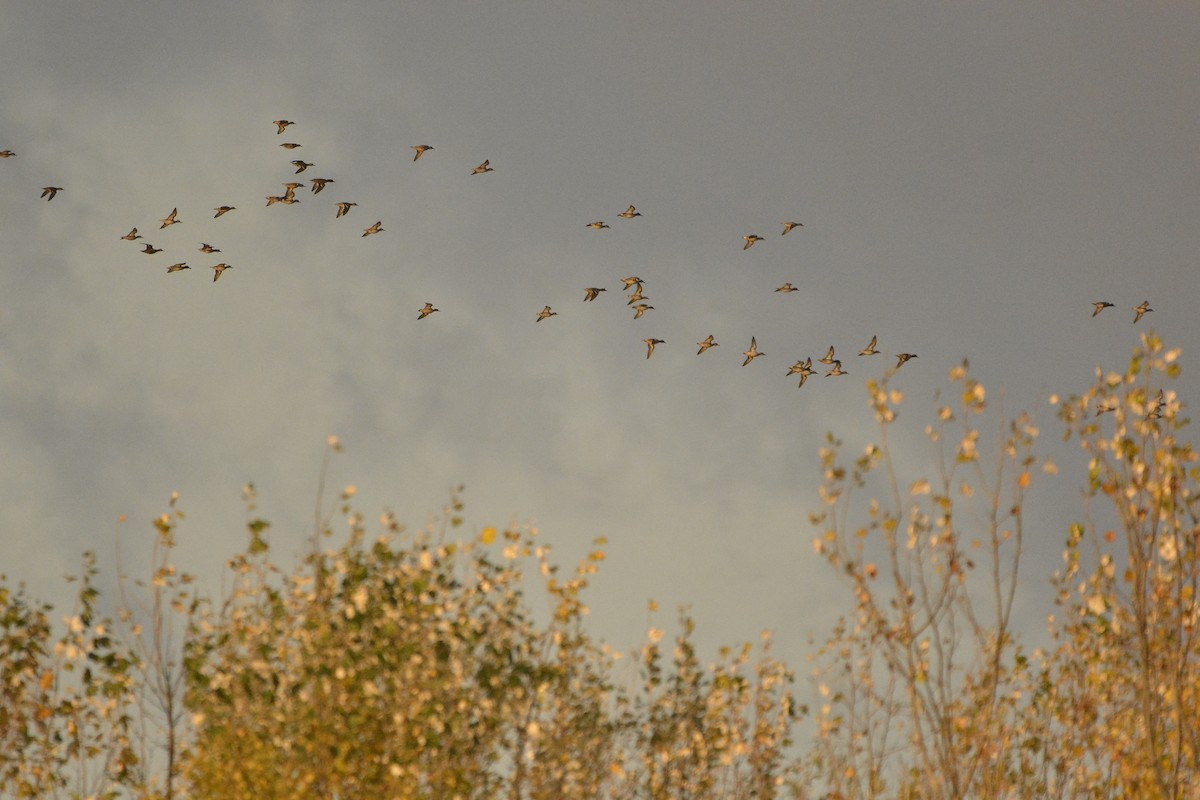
[742,337,764,366]
[418,303,439,320]
[696,335,719,355]
[643,338,665,359]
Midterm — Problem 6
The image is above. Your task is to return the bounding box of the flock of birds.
[0,127,1158,387]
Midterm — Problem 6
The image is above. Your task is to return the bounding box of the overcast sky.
[1,3,1198,685]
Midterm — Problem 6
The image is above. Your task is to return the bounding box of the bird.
[818,346,836,365]
[199,243,221,254]
[159,208,181,229]
[742,337,764,366]
[858,335,879,356]
[0,150,15,158]
[790,358,816,387]
[291,160,313,174]
[210,263,232,282]
[166,263,190,273]
[309,178,334,194]
[266,195,285,206]
[141,244,163,255]
[472,159,493,175]
[643,339,665,359]
[620,277,645,291]
[1092,301,1115,317]
[121,228,142,241]
[583,287,606,302]
[417,303,439,320]
[336,202,357,218]
[743,234,764,250]
[279,195,301,205]
[41,187,62,201]
[775,283,797,293]
[1133,301,1153,323]
[362,221,384,237]
[587,221,610,230]
[825,360,847,377]
[536,306,557,322]
[273,120,295,134]
[626,287,648,304]
[618,205,641,219]
[411,145,434,161]
[213,206,235,218]
[631,304,654,319]
[781,221,804,235]
[280,142,302,149]
[895,353,918,368]
[696,335,719,355]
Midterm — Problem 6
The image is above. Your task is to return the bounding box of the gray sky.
[1,2,1198,682]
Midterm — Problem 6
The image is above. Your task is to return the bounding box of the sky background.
[1,2,1198,693]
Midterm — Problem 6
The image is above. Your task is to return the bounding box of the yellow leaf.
[480,527,496,544]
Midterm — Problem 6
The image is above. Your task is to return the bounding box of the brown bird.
[818,346,836,365]
[1133,301,1153,324]
[631,304,654,319]
[643,338,665,359]
[620,277,645,291]
[336,202,357,218]
[626,287,648,305]
[586,221,610,230]
[41,187,62,201]
[0,150,15,158]
[362,221,384,237]
[266,196,285,206]
[618,205,641,220]
[411,145,434,161]
[280,142,302,149]
[536,306,557,322]
[159,208,181,229]
[471,159,493,175]
[858,335,879,356]
[743,234,763,250]
[166,263,190,273]
[141,244,163,255]
[273,120,295,134]
[825,360,847,377]
[121,228,142,241]
[213,206,236,218]
[309,178,334,194]
[291,160,313,174]
[775,283,798,293]
[696,335,719,355]
[210,263,232,282]
[742,336,764,366]
[781,221,803,235]
[417,302,439,320]
[583,287,606,301]
[199,243,221,254]
[1092,301,1114,317]
[895,353,918,368]
[282,182,303,201]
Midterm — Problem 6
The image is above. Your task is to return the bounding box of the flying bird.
[309,178,334,194]
[362,221,384,237]
[743,234,764,250]
[587,221,610,230]
[291,160,314,174]
[159,208,181,229]
[858,336,879,356]
[536,306,557,322]
[1092,301,1115,317]
[281,182,304,201]
[411,145,433,161]
[266,195,285,206]
[166,263,190,273]
[121,228,142,241]
[631,304,654,319]
[775,283,797,293]
[335,202,357,218]
[280,142,302,149]
[41,187,62,201]
[141,244,163,255]
[643,339,665,359]
[620,277,645,291]
[818,346,836,365]
[472,159,493,175]
[742,337,764,366]
[618,205,641,219]
[1133,301,1153,323]
[781,221,804,235]
[273,120,295,134]
[0,150,15,158]
[825,360,848,377]
[696,335,719,355]
[213,206,235,218]
[895,353,918,367]
[626,287,648,304]
[210,263,232,282]
[417,303,439,320]
[583,287,606,301]
[199,243,221,254]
